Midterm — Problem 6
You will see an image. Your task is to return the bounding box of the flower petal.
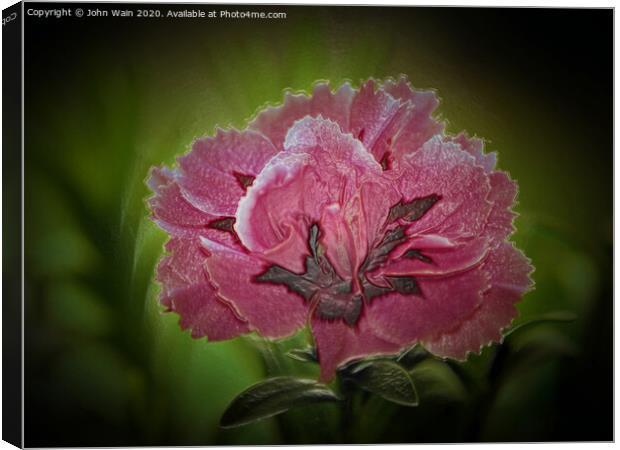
[286,117,400,277]
[349,79,404,160]
[201,237,308,339]
[398,136,493,238]
[249,82,355,149]
[148,167,213,232]
[375,236,490,277]
[168,283,251,340]
[177,128,278,216]
[484,171,519,242]
[235,151,315,274]
[446,132,497,173]
[311,313,401,382]
[365,264,490,346]
[284,116,383,174]
[156,237,209,297]
[375,76,444,169]
[383,75,437,106]
[285,118,398,278]
[319,203,358,280]
[423,242,534,359]
[156,238,249,340]
[148,167,237,246]
[236,117,398,277]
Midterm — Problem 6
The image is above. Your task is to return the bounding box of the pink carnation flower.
[148,77,534,381]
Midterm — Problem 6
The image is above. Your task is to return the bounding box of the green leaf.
[503,311,577,338]
[286,347,318,363]
[409,359,467,403]
[396,344,430,368]
[509,328,579,369]
[220,376,341,428]
[346,360,419,407]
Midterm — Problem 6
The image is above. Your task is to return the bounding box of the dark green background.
[20,4,612,446]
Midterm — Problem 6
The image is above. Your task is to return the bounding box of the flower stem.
[338,374,356,443]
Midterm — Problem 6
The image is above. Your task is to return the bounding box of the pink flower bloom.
[148,77,534,381]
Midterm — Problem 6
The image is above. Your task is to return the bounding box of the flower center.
[254,194,441,326]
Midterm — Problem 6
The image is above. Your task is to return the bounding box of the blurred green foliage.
[21,6,611,446]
